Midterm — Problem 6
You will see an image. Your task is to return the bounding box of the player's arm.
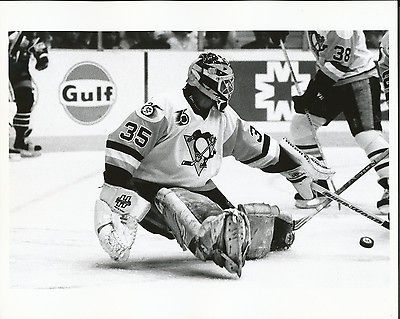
[95,101,169,261]
[223,114,333,200]
[104,101,168,188]
[378,32,389,102]
[27,32,50,71]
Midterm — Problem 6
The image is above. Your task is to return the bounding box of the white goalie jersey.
[105,90,280,190]
[307,30,379,86]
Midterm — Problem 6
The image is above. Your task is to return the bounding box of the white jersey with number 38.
[307,30,378,85]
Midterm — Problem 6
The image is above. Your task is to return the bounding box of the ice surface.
[5,148,396,319]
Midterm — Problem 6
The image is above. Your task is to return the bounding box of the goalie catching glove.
[280,137,334,200]
[94,183,151,261]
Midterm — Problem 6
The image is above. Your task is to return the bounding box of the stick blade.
[382,220,390,230]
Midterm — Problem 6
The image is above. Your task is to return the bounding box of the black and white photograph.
[1,2,397,319]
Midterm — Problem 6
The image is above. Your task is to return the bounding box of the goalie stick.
[279,39,340,208]
[293,148,389,230]
[311,182,390,230]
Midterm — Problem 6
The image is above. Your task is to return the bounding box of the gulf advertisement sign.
[59,61,116,125]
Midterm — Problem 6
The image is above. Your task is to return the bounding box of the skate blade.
[19,150,42,158]
[376,206,389,216]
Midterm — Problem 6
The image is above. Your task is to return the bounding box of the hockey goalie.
[94,52,333,277]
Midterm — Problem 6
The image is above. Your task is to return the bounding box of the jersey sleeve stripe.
[241,134,270,165]
[105,152,139,172]
[252,138,280,169]
[106,149,140,169]
[340,66,377,81]
[241,136,280,169]
[297,144,318,150]
[106,140,144,161]
[328,61,354,73]
[322,63,346,80]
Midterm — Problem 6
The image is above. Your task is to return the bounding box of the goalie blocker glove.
[280,138,334,200]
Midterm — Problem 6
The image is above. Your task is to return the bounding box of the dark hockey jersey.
[9,31,49,68]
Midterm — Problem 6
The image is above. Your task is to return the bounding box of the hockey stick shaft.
[279,40,302,95]
[311,182,389,230]
[293,148,389,230]
[279,40,339,204]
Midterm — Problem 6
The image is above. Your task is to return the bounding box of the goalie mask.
[187,52,235,111]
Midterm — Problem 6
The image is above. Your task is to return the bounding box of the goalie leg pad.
[154,187,251,277]
[239,203,295,259]
[239,203,277,259]
[208,209,251,277]
[154,187,203,250]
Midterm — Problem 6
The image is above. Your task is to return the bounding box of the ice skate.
[377,189,389,215]
[9,148,21,161]
[294,180,330,209]
[13,128,42,158]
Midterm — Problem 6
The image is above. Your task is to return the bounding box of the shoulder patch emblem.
[136,101,164,123]
[175,109,190,126]
[141,102,155,116]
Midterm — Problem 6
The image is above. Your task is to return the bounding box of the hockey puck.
[359,237,374,248]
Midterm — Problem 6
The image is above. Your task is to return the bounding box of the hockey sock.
[355,130,389,183]
[290,113,326,161]
[13,112,30,145]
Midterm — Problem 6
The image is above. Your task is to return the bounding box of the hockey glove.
[292,70,335,114]
[280,138,334,200]
[31,41,49,71]
[94,183,151,261]
[269,31,289,46]
[35,56,49,71]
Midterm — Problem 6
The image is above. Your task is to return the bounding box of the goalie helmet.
[187,52,235,111]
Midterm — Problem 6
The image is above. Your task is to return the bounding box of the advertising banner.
[15,49,387,146]
[147,50,388,122]
[25,50,145,137]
